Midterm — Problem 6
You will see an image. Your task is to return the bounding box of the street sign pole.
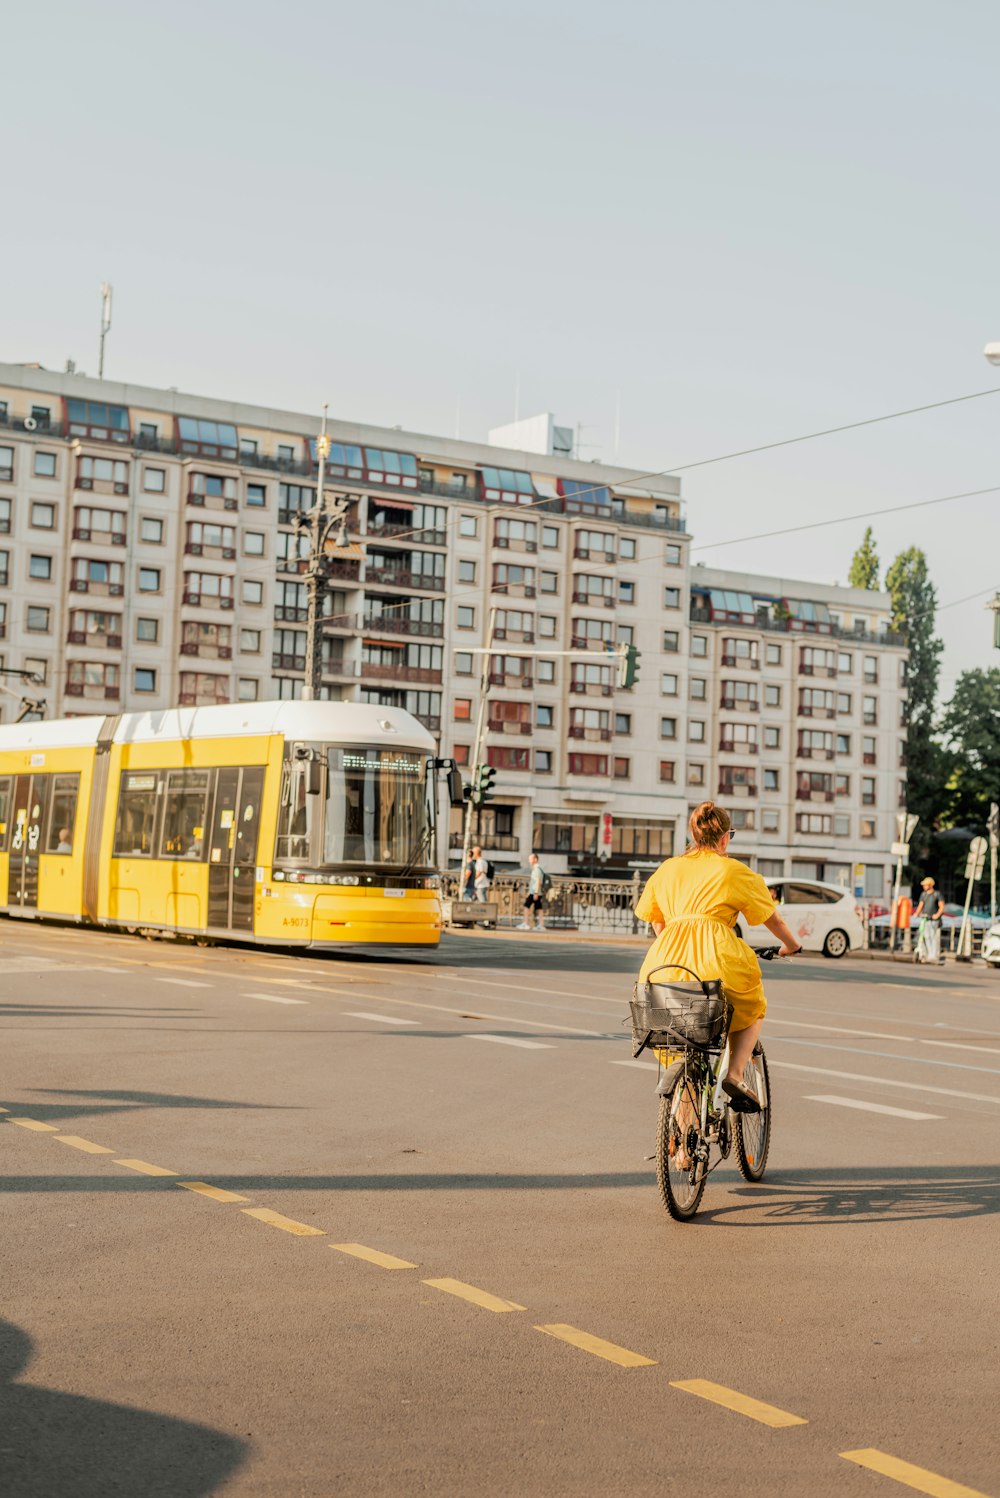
[957,836,988,962]
[459,607,498,897]
[988,803,999,922]
[890,813,918,955]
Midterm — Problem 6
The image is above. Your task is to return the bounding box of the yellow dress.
[634,850,777,1033]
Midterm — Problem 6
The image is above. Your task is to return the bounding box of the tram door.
[8,774,49,910]
[208,767,265,931]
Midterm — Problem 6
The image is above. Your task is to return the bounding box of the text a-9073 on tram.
[0,701,459,949]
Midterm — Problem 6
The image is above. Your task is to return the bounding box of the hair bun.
[688,800,732,850]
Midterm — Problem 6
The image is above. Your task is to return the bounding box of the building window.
[763,726,781,749]
[487,746,530,771]
[615,712,631,734]
[764,684,781,707]
[537,660,555,683]
[457,606,475,629]
[689,720,705,742]
[764,768,779,791]
[240,628,261,653]
[29,555,52,581]
[141,517,164,543]
[136,617,159,643]
[838,651,853,673]
[246,482,266,507]
[539,615,557,637]
[661,673,678,696]
[536,704,554,729]
[34,452,57,478]
[244,531,266,557]
[541,571,559,594]
[661,717,677,739]
[134,668,156,693]
[568,753,609,777]
[863,695,878,725]
[459,515,478,538]
[665,543,682,566]
[860,816,877,839]
[143,468,166,493]
[620,537,636,560]
[457,560,476,583]
[863,737,877,765]
[237,678,259,701]
[864,655,878,684]
[0,446,13,481]
[619,580,635,604]
[762,810,780,832]
[27,606,50,632]
[834,814,851,837]
[541,526,560,549]
[688,763,705,786]
[31,503,55,529]
[455,652,474,675]
[663,587,681,609]
[662,630,679,653]
[659,761,675,783]
[535,750,552,773]
[30,406,52,429]
[691,635,707,657]
[454,698,472,720]
[277,444,295,464]
[766,643,782,665]
[613,757,630,779]
[138,568,161,593]
[689,678,706,700]
[618,625,634,645]
[243,580,263,605]
[240,437,259,459]
[24,657,48,684]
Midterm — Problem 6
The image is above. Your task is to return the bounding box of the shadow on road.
[698,1164,1000,1226]
[0,1319,246,1497]
[1,1088,297,1123]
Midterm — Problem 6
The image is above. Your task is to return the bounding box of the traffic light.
[474,765,498,805]
[617,643,641,689]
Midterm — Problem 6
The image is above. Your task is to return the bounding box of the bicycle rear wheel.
[656,1069,707,1221]
[734,1045,771,1181]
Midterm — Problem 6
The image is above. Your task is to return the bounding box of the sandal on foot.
[721,1077,761,1113]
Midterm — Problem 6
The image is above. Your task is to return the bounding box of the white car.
[982,924,1000,968]
[737,878,865,959]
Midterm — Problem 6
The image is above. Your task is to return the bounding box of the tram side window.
[275,761,312,861]
[160,770,211,860]
[0,776,10,851]
[46,774,80,853]
[113,773,159,857]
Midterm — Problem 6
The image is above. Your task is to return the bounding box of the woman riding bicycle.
[634,801,800,1111]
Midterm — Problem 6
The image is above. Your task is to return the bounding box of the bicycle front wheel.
[734,1045,771,1181]
[656,1071,707,1221]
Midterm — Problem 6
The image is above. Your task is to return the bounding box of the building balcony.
[572,545,616,563]
[719,782,758,798]
[487,719,532,735]
[796,790,835,802]
[796,746,835,760]
[273,652,306,671]
[568,726,612,741]
[569,681,613,696]
[365,566,443,591]
[571,591,614,608]
[690,603,906,647]
[488,672,533,689]
[70,580,124,596]
[494,536,537,553]
[185,543,236,560]
[360,662,443,684]
[75,476,129,496]
[799,664,837,678]
[72,527,126,545]
[368,521,447,546]
[65,682,120,701]
[182,592,234,610]
[181,643,232,659]
[67,630,122,649]
[363,613,444,638]
[493,628,534,644]
[721,654,759,669]
[798,705,835,719]
[187,491,238,512]
[492,584,536,599]
[274,605,308,624]
[719,740,758,754]
[720,697,759,712]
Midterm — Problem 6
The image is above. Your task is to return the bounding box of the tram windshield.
[322,746,430,867]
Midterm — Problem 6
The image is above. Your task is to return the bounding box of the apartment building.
[689,566,907,898]
[0,362,907,892]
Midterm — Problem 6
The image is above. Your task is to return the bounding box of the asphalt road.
[2,923,999,1498]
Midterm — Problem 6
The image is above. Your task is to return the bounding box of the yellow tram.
[0,701,446,948]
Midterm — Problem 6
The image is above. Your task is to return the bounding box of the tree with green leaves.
[939,669,1000,828]
[885,547,944,830]
[848,527,880,590]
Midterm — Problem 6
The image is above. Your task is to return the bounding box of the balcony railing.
[363,613,443,638]
[719,740,758,754]
[273,653,307,671]
[360,662,443,684]
[719,782,758,797]
[66,630,122,649]
[796,789,835,802]
[488,672,533,689]
[798,704,835,719]
[568,726,612,741]
[488,719,532,735]
[720,697,759,711]
[796,746,835,760]
[573,545,616,562]
[493,628,534,643]
[368,522,447,546]
[70,579,124,596]
[185,542,236,559]
[73,527,126,545]
[494,536,538,552]
[690,604,906,647]
[569,680,613,696]
[721,654,760,669]
[187,490,238,511]
[572,591,614,607]
[180,642,232,659]
[182,592,234,610]
[365,566,443,591]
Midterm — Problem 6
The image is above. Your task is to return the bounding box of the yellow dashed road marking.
[241,1207,325,1236]
[670,1378,807,1427]
[534,1324,656,1367]
[115,1159,178,1176]
[178,1181,249,1203]
[423,1278,525,1312]
[8,1118,59,1132]
[55,1135,114,1155]
[841,1449,992,1497]
[332,1243,418,1270]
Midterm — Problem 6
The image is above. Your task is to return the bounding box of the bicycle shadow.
[0,1318,247,1496]
[698,1164,1000,1226]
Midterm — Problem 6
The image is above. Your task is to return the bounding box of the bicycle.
[630,950,779,1222]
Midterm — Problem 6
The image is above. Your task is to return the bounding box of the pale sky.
[6,0,999,697]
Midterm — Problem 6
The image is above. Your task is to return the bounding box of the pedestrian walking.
[472,845,490,903]
[462,852,475,901]
[519,853,548,930]
[914,876,945,964]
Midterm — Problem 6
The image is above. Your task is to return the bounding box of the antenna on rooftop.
[98,282,113,379]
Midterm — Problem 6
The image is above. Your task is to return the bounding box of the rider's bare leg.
[727,1018,763,1089]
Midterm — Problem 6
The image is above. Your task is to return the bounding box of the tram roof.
[0,701,437,753]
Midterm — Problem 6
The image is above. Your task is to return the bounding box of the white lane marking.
[919,1037,1000,1056]
[244,992,309,1005]
[769,1034,1000,1078]
[153,977,212,989]
[805,1094,943,1121]
[465,1034,554,1050]
[316,984,608,1037]
[769,1059,1000,1105]
[345,1011,419,1026]
[766,1016,913,1043]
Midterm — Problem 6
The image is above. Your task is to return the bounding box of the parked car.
[868,903,992,934]
[980,923,1000,968]
[737,878,865,959]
